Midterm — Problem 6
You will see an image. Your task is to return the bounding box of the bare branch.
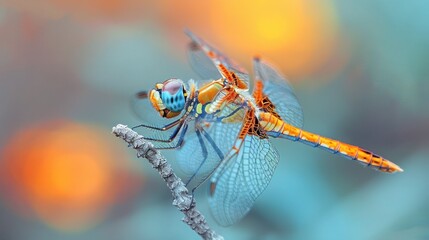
[112,124,224,240]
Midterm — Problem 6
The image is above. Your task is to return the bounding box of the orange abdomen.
[258,112,403,173]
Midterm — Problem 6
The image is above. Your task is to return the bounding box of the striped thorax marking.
[196,103,203,115]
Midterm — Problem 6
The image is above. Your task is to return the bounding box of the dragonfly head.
[149,78,188,118]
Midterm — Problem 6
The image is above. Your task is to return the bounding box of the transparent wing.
[176,120,242,190]
[208,135,279,226]
[177,90,246,189]
[187,41,222,80]
[185,30,250,88]
[253,57,304,128]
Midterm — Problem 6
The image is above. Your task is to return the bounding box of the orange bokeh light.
[0,121,143,231]
[160,0,342,79]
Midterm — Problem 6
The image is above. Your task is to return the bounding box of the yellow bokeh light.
[160,0,341,79]
[209,0,338,78]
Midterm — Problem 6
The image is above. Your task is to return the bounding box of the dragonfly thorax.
[149,78,188,118]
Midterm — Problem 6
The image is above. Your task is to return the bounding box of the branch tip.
[112,124,223,240]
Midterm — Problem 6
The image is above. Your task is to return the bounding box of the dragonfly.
[133,30,403,226]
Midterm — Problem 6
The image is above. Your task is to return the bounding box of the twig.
[112,124,224,240]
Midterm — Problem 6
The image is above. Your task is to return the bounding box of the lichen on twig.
[112,124,223,240]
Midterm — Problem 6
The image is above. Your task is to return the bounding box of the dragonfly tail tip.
[391,163,404,173]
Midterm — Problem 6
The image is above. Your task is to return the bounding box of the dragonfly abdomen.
[258,112,403,173]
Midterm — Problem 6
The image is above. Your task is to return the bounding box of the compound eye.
[161,79,186,112]
[162,79,183,95]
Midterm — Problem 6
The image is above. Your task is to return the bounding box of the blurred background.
[0,0,428,239]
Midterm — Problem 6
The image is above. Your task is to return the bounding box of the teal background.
[0,1,428,239]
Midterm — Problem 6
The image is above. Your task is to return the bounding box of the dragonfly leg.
[187,126,226,192]
[132,117,183,131]
[133,112,191,142]
[141,120,185,143]
[156,123,189,150]
[185,128,208,189]
[199,126,224,161]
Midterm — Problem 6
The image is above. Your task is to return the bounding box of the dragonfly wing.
[187,41,222,80]
[177,85,249,189]
[208,135,279,226]
[253,57,304,128]
[176,121,241,190]
[185,30,250,88]
[177,91,247,190]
